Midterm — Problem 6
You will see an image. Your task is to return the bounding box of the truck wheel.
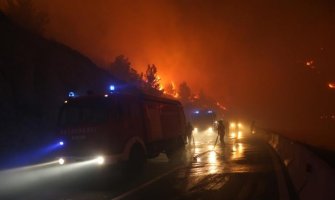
[124,144,146,176]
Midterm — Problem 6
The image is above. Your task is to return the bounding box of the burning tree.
[164,82,177,97]
[145,64,160,89]
[140,64,163,96]
[145,64,161,89]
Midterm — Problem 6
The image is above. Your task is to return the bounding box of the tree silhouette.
[145,64,160,90]
[2,0,48,34]
[194,89,212,107]
[178,81,191,102]
[110,55,142,85]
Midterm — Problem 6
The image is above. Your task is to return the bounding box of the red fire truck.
[56,89,187,170]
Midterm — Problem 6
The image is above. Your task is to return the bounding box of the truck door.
[117,95,144,140]
[143,102,163,142]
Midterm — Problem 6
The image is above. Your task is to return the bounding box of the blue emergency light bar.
[59,141,64,146]
[68,92,75,97]
[109,85,115,92]
[67,85,116,99]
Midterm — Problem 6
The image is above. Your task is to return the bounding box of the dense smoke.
[24,0,335,147]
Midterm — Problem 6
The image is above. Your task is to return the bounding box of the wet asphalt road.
[0,129,282,200]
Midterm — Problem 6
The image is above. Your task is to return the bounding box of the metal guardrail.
[258,130,335,200]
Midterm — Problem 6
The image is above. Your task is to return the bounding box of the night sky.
[32,0,335,148]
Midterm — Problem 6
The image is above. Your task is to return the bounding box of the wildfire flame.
[159,83,164,91]
[305,60,315,69]
[162,81,179,98]
[306,60,314,66]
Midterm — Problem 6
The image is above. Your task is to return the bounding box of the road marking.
[111,165,184,200]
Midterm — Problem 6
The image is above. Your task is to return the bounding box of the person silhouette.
[217,120,225,144]
[186,122,194,144]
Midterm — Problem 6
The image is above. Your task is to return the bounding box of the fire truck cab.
[190,109,216,132]
[57,90,187,168]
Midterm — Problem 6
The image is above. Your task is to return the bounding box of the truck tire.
[124,144,146,176]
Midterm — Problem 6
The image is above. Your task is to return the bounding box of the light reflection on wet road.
[189,129,272,175]
[126,129,279,200]
[1,129,280,200]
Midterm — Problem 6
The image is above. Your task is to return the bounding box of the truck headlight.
[95,156,104,165]
[58,158,65,165]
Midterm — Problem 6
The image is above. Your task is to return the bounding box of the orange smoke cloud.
[32,0,335,148]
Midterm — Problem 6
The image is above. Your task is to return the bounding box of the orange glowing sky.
[32,0,335,148]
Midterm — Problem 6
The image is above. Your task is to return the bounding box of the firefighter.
[186,122,194,144]
[217,120,226,144]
